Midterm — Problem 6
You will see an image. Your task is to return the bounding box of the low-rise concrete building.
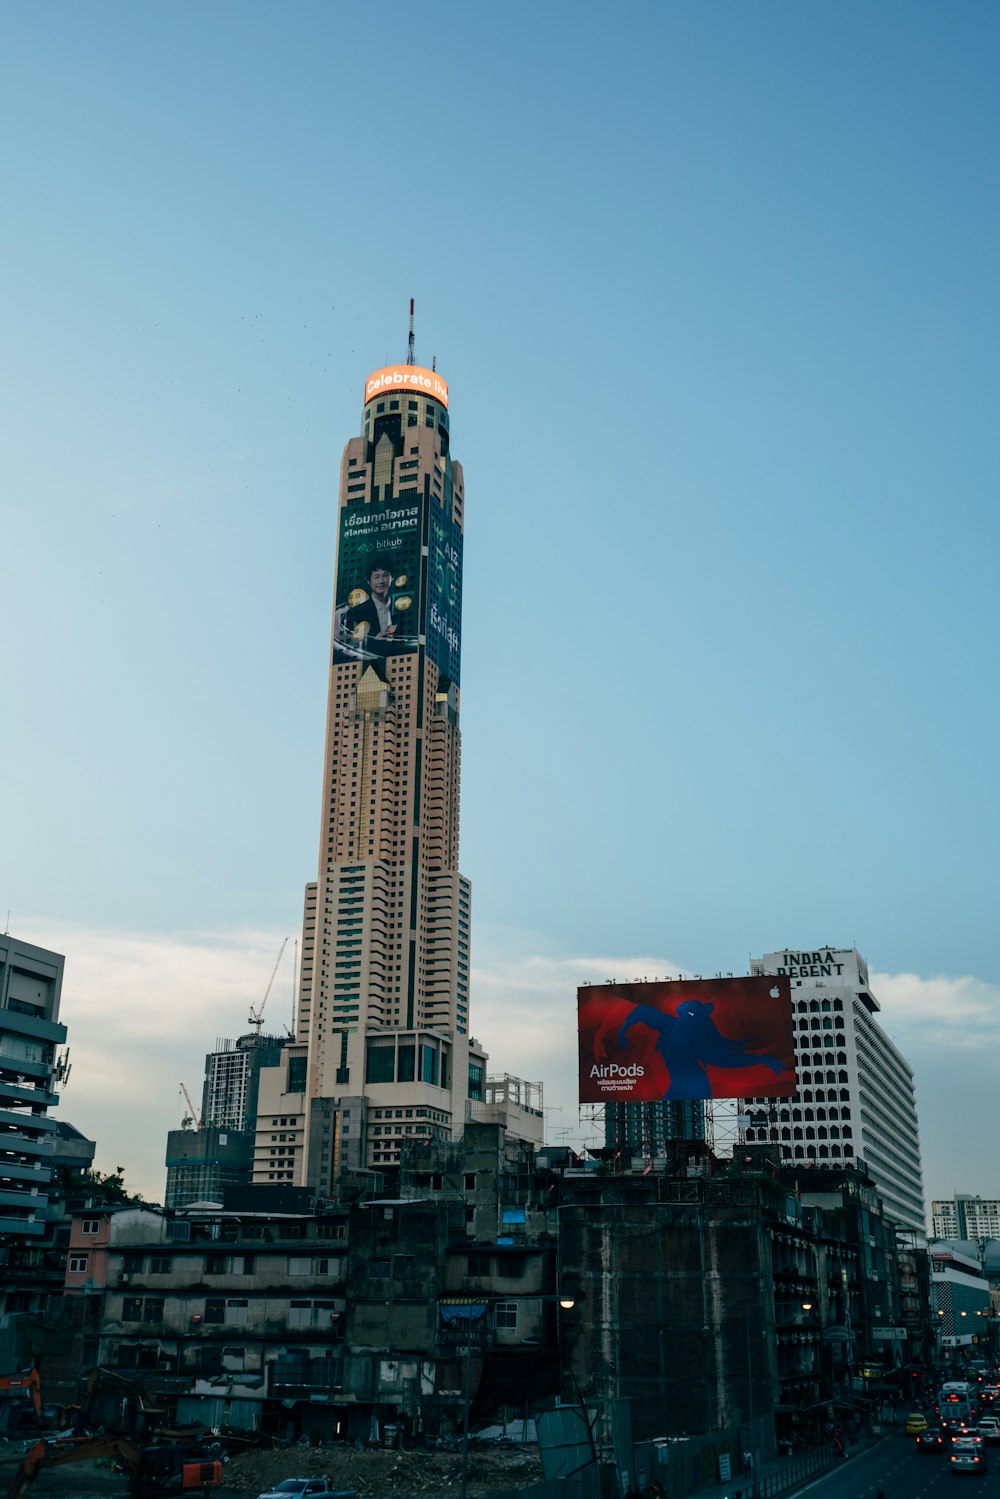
[57,1125,915,1461]
[66,1200,349,1436]
[929,1242,993,1361]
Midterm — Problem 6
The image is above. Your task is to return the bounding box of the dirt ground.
[226,1441,544,1496]
[0,1436,544,1499]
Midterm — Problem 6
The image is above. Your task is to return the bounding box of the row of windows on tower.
[364,394,446,426]
[371,1106,448,1123]
[745,1079,849,1103]
[752,1104,851,1121]
[368,396,445,418]
[345,463,460,511]
[749,1125,853,1141]
[778,1144,854,1160]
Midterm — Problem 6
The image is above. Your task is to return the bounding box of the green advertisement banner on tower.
[332,498,422,666]
[427,504,462,687]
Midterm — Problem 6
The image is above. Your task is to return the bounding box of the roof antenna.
[406,297,416,365]
[432,355,436,371]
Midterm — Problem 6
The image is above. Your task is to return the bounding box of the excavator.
[0,1365,42,1424]
[62,1366,173,1439]
[4,1366,226,1498]
[7,1432,224,1498]
[61,1365,225,1447]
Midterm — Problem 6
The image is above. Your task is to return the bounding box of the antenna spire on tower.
[406,297,416,365]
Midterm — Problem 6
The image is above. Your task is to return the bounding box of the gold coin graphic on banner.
[395,574,408,588]
[348,589,368,606]
[394,596,413,612]
[352,622,370,640]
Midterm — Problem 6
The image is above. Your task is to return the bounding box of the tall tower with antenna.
[253,303,483,1196]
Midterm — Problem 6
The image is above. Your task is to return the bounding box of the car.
[256,1484,355,1499]
[951,1439,986,1474]
[917,1429,944,1453]
[978,1417,1000,1443]
[906,1413,930,1435]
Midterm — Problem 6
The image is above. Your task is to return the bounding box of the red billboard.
[578,976,795,1104]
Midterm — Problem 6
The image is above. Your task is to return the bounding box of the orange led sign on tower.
[364,364,449,409]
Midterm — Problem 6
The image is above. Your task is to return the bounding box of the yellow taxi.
[906,1413,930,1436]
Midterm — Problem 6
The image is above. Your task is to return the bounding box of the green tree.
[56,1165,148,1205]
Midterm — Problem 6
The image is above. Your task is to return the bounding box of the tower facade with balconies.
[254,342,483,1195]
[0,935,68,1239]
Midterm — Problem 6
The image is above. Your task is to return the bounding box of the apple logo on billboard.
[770,987,780,998]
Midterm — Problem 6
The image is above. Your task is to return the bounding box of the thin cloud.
[872,970,1000,1049]
[469,928,690,1153]
[16,919,297,1201]
[15,918,1000,1206]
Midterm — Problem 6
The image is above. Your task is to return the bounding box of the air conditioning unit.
[120,1274,130,1283]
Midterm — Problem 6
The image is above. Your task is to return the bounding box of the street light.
[459,1295,577,1499]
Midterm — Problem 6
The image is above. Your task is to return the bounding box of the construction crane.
[247,937,288,1034]
[178,1083,202,1131]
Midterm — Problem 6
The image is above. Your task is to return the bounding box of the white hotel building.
[744,946,925,1234]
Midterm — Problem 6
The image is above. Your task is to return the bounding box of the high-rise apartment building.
[254,334,485,1195]
[203,1033,286,1132]
[164,1033,287,1207]
[163,1126,253,1209]
[746,947,925,1233]
[604,1100,706,1162]
[0,935,68,1238]
[932,1194,1000,1242]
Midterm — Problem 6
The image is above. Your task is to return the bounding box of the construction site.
[0,1432,545,1499]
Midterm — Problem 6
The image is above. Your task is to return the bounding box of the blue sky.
[3,2,998,1205]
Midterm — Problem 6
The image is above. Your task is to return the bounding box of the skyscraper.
[253,325,485,1195]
